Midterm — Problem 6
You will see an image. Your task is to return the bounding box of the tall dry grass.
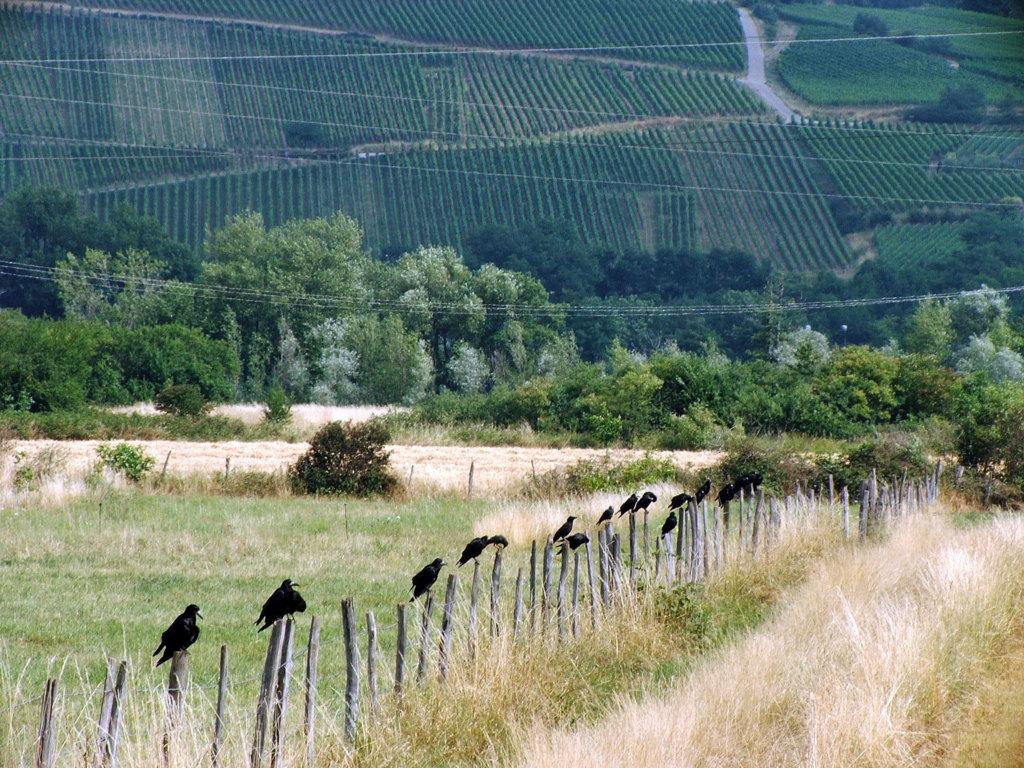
[514,512,1024,768]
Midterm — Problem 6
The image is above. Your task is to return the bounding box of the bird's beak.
[198,611,204,620]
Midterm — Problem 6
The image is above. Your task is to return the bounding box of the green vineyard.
[874,221,966,269]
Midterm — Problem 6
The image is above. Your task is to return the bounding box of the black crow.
[748,471,763,490]
[597,506,614,526]
[635,491,657,512]
[668,492,692,510]
[556,532,590,554]
[661,511,677,538]
[617,493,638,517]
[552,515,576,542]
[695,479,712,505]
[255,579,306,632]
[154,604,202,666]
[410,558,445,602]
[485,535,509,549]
[457,536,489,567]
[717,483,736,505]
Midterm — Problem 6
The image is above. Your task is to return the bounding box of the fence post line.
[394,604,407,698]
[584,540,598,630]
[251,620,284,768]
[439,575,458,682]
[490,548,503,637]
[212,645,229,768]
[513,567,525,640]
[103,661,127,768]
[468,560,481,662]
[342,598,360,743]
[416,592,435,683]
[529,540,538,637]
[35,677,58,768]
[303,619,319,767]
[270,618,295,768]
[163,651,189,765]
[367,611,379,720]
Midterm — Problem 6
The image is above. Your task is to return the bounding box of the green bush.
[289,420,399,496]
[96,442,155,482]
[154,384,211,418]
[814,435,931,493]
[565,453,680,494]
[263,385,292,424]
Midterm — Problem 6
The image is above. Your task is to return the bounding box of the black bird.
[552,515,576,542]
[695,478,712,505]
[557,532,590,554]
[717,483,736,505]
[635,491,657,512]
[617,493,638,517]
[410,558,445,602]
[457,536,489,567]
[596,506,614,526]
[255,579,306,632]
[669,492,692,510]
[747,471,764,490]
[661,511,678,538]
[486,535,509,549]
[153,604,202,667]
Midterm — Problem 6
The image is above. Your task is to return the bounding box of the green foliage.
[262,385,292,424]
[153,384,211,418]
[652,583,714,652]
[718,436,815,496]
[815,435,931,493]
[564,453,680,495]
[956,378,1024,490]
[96,442,155,482]
[289,421,399,497]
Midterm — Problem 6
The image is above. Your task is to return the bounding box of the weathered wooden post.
[598,526,610,607]
[367,611,379,720]
[628,512,638,588]
[529,540,538,636]
[642,509,650,558]
[439,575,458,682]
[490,548,503,637]
[102,661,127,768]
[96,658,117,767]
[468,560,481,661]
[163,651,189,765]
[584,539,598,631]
[751,490,763,560]
[513,567,525,640]
[842,486,850,541]
[212,646,229,768]
[303,619,320,767]
[542,537,554,633]
[859,479,869,541]
[571,550,581,639]
[252,622,285,768]
[270,619,295,768]
[610,534,622,594]
[36,678,58,768]
[394,604,407,698]
[467,460,475,500]
[416,592,435,683]
[557,543,569,642]
[342,598,360,743]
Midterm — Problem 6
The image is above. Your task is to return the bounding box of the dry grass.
[513,512,1024,768]
[107,402,396,429]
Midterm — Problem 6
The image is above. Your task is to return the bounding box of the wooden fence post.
[367,612,379,720]
[642,509,650,558]
[842,486,850,541]
[628,512,637,589]
[598,527,610,607]
[468,561,481,662]
[542,537,554,633]
[571,551,580,639]
[529,540,538,637]
[342,598,360,743]
[163,651,189,765]
[584,540,598,631]
[303,619,319,767]
[513,567,525,640]
[490,548,503,637]
[394,605,407,698]
[95,658,117,768]
[250,621,284,768]
[439,575,458,682]
[467,461,475,500]
[751,490,763,560]
[557,543,569,642]
[610,534,622,595]
[416,592,435,683]
[859,480,869,541]
[270,619,295,768]
[212,646,229,768]
[102,661,127,768]
[36,677,58,768]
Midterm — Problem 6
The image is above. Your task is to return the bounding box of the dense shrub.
[289,420,398,496]
[154,384,211,418]
[815,435,931,493]
[96,442,155,482]
[564,453,681,494]
[263,385,292,424]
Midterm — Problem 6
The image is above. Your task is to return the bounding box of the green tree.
[903,299,953,361]
[815,346,899,426]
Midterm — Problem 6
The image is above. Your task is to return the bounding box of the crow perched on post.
[457,537,489,567]
[255,579,306,632]
[668,492,692,511]
[717,483,736,506]
[617,493,638,517]
[556,532,589,554]
[153,604,202,666]
[410,558,445,602]
[635,491,657,512]
[734,472,763,492]
[695,479,712,505]
[597,506,614,526]
[485,535,509,549]
[661,511,678,538]
[552,515,576,542]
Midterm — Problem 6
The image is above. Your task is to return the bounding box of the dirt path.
[7,440,721,495]
[736,7,795,123]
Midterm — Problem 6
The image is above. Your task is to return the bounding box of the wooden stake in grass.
[529,540,538,637]
[584,539,598,630]
[96,658,117,767]
[394,604,407,698]
[513,567,525,640]
[303,618,320,766]
[557,543,569,643]
[163,651,188,766]
[416,592,435,683]
[468,560,481,661]
[439,574,458,682]
[367,611,379,720]
[212,646,229,768]
[628,512,637,589]
[270,618,295,768]
[251,621,285,768]
[35,677,58,768]
[102,661,127,768]
[542,537,554,634]
[571,551,580,639]
[490,548,503,637]
[342,598,360,743]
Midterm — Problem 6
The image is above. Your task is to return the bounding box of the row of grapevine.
[63,0,746,69]
[874,222,966,268]
[81,126,857,272]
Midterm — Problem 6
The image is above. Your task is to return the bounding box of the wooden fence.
[21,466,945,767]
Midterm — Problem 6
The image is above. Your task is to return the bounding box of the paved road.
[737,7,796,123]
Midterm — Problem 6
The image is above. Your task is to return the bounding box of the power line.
[3,258,1021,318]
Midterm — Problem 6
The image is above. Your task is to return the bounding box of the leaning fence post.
[95,658,117,767]
[394,604,407,698]
[416,592,435,683]
[366,611,379,721]
[342,598,360,743]
[103,661,127,768]
[250,621,284,768]
[490,548,503,637]
[439,575,458,682]
[467,460,475,500]
[303,619,319,766]
[36,677,58,768]
[270,618,295,768]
